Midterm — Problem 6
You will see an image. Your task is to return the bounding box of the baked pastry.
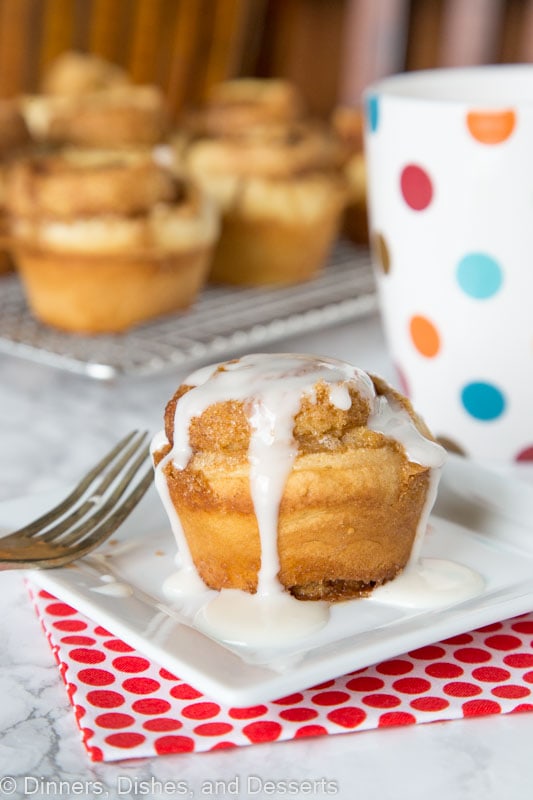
[41,50,130,97]
[152,353,445,602]
[0,100,32,273]
[332,105,369,244]
[6,152,219,333]
[180,79,347,286]
[22,84,169,149]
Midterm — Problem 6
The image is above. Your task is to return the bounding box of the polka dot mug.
[364,65,533,462]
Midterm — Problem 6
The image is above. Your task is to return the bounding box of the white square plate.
[2,456,533,705]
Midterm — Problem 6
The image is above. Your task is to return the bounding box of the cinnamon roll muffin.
[152,354,445,601]
[0,100,31,273]
[332,105,369,244]
[6,152,219,332]
[180,79,347,286]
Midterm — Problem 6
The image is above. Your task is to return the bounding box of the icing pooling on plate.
[152,354,480,645]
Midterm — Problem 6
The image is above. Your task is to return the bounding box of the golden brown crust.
[14,244,212,333]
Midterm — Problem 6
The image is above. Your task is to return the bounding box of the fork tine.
[34,432,149,543]
[21,467,155,568]
[13,431,139,539]
[44,438,151,548]
[68,467,154,558]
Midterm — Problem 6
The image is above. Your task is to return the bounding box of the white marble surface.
[1,315,533,800]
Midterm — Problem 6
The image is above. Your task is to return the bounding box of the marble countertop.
[1,314,533,800]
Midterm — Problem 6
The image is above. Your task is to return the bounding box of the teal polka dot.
[457,252,503,299]
[366,94,379,133]
[461,382,506,421]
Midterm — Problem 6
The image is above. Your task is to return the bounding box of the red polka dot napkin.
[27,582,533,762]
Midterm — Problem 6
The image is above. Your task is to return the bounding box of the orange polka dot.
[409,315,440,357]
[466,110,516,144]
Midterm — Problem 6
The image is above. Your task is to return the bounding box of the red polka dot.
[491,685,530,699]
[95,712,134,729]
[243,721,282,743]
[476,622,503,633]
[86,690,125,708]
[516,446,533,462]
[132,698,171,715]
[105,732,146,749]
[112,656,149,673]
[279,707,318,722]
[511,620,533,634]
[88,746,104,761]
[394,364,411,398]
[53,620,87,632]
[410,697,450,712]
[69,648,106,664]
[327,706,367,728]
[81,727,94,742]
[103,639,134,652]
[504,654,533,668]
[442,633,473,645]
[311,691,350,706]
[229,705,268,719]
[376,659,413,676]
[346,676,385,692]
[444,682,482,697]
[194,722,234,737]
[170,683,203,700]
[210,741,236,750]
[523,671,533,683]
[400,164,433,210]
[182,702,221,720]
[378,711,416,727]
[309,680,335,690]
[154,735,194,754]
[295,725,328,738]
[409,645,445,660]
[272,693,304,705]
[454,647,492,663]
[39,589,55,599]
[485,634,522,651]
[78,668,115,686]
[393,677,431,695]
[425,662,464,679]
[511,703,533,714]
[472,667,511,683]
[462,699,501,717]
[122,677,161,694]
[143,718,182,732]
[362,693,401,709]
[159,668,179,680]
[93,626,112,636]
[74,704,85,723]
[60,636,96,646]
[46,602,76,616]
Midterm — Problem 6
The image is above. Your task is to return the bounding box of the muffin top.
[41,50,130,97]
[162,354,443,466]
[5,152,182,219]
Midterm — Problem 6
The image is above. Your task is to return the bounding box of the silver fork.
[0,431,154,570]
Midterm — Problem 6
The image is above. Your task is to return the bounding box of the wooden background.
[0,0,530,119]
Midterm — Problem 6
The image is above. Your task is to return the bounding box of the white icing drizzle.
[151,353,480,644]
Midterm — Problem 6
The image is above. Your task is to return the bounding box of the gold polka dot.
[371,231,390,275]
[436,435,467,457]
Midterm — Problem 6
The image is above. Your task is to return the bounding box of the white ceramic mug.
[364,65,533,462]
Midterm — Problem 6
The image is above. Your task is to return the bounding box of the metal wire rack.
[0,241,377,380]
